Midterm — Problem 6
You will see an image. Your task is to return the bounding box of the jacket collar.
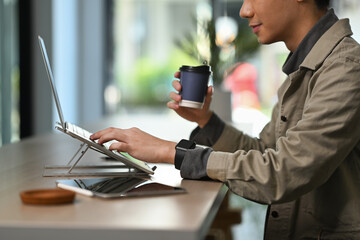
[283,9,338,75]
[300,19,353,71]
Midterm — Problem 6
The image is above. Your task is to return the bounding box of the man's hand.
[167,72,213,128]
[90,127,176,164]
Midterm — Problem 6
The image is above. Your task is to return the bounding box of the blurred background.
[1,0,360,239]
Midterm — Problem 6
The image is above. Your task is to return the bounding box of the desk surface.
[0,115,227,240]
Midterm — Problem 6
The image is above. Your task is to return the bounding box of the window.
[109,0,268,134]
[110,0,204,112]
[0,0,20,146]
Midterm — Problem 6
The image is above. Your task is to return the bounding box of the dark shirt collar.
[282,9,339,75]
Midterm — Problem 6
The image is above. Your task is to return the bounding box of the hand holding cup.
[167,65,214,128]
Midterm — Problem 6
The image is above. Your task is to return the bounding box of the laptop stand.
[43,143,149,177]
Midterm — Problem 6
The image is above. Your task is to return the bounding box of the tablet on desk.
[56,177,186,198]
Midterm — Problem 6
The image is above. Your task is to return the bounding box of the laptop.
[38,36,154,176]
[56,177,186,198]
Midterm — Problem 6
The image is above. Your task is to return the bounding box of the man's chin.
[257,37,281,45]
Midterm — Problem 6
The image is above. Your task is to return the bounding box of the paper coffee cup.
[179,64,212,109]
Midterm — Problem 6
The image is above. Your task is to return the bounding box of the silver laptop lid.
[38,36,65,129]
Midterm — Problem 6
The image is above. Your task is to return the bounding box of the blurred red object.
[224,63,260,109]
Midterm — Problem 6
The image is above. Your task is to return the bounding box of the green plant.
[119,49,199,106]
[175,16,259,85]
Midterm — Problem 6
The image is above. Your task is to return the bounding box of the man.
[91,0,360,238]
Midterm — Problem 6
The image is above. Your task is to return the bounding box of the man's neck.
[285,8,327,52]
[282,9,338,75]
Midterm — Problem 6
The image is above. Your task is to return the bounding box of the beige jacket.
[207,19,360,239]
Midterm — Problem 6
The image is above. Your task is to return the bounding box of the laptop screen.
[38,36,154,175]
[38,36,65,129]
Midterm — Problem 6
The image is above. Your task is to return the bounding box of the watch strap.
[175,139,196,170]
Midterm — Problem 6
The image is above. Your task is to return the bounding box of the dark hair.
[315,0,330,10]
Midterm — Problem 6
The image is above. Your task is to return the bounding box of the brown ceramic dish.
[20,188,76,205]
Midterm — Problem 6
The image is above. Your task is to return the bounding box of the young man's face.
[240,0,302,48]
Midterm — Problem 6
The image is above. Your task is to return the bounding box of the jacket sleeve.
[207,55,360,205]
[179,108,276,180]
[212,104,278,153]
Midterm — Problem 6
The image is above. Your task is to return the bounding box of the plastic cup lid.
[179,65,212,74]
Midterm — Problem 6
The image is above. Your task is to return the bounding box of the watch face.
[177,139,196,150]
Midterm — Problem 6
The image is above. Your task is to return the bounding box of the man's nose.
[240,0,253,19]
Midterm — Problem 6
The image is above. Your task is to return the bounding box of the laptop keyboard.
[66,122,112,149]
[64,122,153,173]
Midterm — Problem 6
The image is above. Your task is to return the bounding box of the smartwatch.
[175,139,196,170]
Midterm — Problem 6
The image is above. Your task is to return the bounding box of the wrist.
[198,111,213,128]
[163,141,177,164]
